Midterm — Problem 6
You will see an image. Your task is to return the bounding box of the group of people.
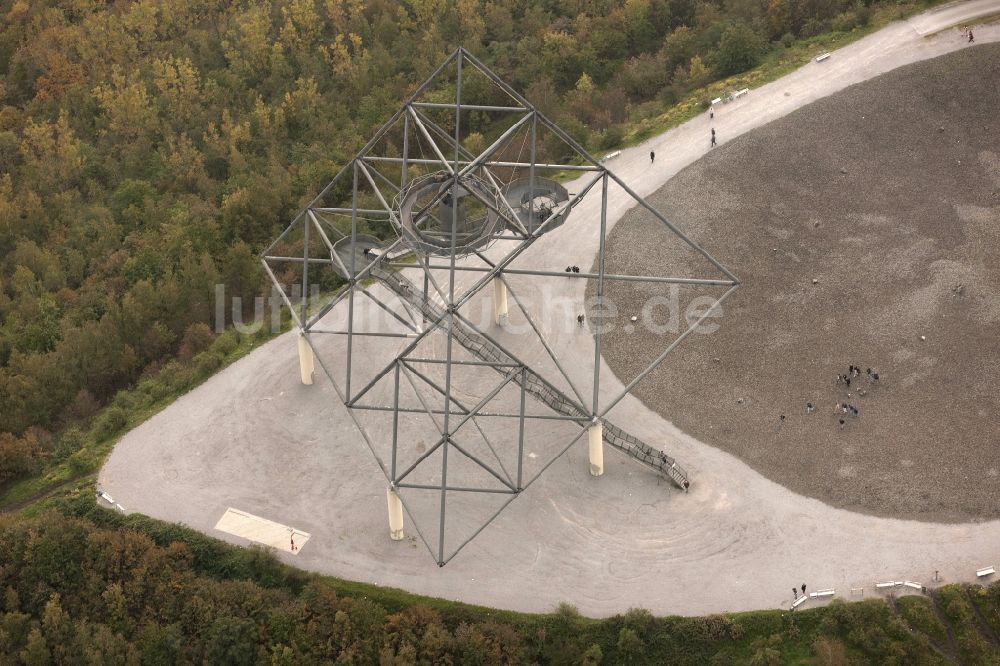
[836,365,880,387]
[834,364,883,425]
[777,364,884,426]
[836,402,860,417]
[564,265,581,273]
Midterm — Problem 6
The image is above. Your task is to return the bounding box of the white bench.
[976,567,995,577]
[903,581,923,590]
[711,97,722,106]
[876,581,900,589]
[600,150,621,163]
[809,589,835,598]
[791,595,808,609]
[815,52,831,62]
[730,88,749,101]
[99,491,114,504]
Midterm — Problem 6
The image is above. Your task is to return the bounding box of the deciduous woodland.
[3,496,999,664]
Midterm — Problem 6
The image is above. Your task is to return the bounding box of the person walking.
[793,587,798,599]
[969,29,974,43]
[711,128,716,147]
[802,583,807,595]
[710,105,715,119]
[650,150,655,163]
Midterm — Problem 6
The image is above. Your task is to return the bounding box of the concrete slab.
[215,508,311,554]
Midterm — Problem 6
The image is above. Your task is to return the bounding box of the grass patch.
[935,584,996,664]
[897,595,952,651]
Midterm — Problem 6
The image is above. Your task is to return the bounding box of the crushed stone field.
[597,44,1000,522]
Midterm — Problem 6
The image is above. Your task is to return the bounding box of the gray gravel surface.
[599,44,1000,521]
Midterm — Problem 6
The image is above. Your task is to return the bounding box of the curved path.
[100,6,1000,617]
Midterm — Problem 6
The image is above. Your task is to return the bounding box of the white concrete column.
[386,487,405,540]
[297,333,314,385]
[493,277,508,325]
[588,421,604,476]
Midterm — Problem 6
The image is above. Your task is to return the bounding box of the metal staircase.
[373,266,690,490]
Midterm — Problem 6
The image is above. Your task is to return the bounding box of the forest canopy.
[2,497,995,664]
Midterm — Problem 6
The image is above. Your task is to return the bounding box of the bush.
[599,126,625,150]
[194,350,225,377]
[832,11,859,32]
[781,32,796,48]
[0,432,39,484]
[110,388,153,413]
[210,329,239,357]
[714,24,767,77]
[856,3,872,26]
[801,18,831,38]
[178,322,215,362]
[617,627,645,662]
[55,428,84,461]
[92,406,128,442]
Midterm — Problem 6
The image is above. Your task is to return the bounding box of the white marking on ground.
[215,508,311,554]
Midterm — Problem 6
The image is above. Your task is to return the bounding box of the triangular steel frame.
[262,48,740,566]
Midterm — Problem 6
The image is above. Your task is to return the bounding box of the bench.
[600,150,621,163]
[875,581,899,589]
[976,567,995,577]
[711,97,722,106]
[791,595,808,609]
[730,88,749,101]
[809,589,835,598]
[815,52,831,62]
[903,581,923,591]
[99,491,114,504]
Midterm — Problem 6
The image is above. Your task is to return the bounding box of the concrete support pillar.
[297,333,314,385]
[386,487,405,540]
[588,421,604,476]
[493,277,508,325]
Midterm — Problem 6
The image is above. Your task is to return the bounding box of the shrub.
[617,627,645,662]
[0,432,39,484]
[210,329,239,357]
[92,406,128,442]
[55,428,84,461]
[599,126,625,149]
[714,23,767,77]
[832,11,859,32]
[855,3,872,26]
[800,18,831,38]
[178,322,215,362]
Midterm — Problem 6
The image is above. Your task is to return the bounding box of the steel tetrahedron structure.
[262,48,739,566]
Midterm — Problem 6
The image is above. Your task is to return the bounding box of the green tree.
[714,23,766,76]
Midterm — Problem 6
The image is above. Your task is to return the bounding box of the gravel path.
[598,44,1000,522]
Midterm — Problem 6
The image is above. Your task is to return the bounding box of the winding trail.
[100,5,1000,617]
